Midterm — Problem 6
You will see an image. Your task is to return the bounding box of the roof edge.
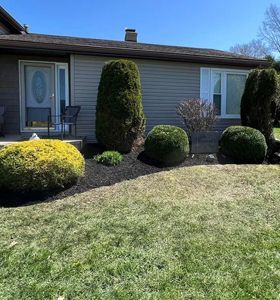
[0,6,26,34]
[0,39,269,68]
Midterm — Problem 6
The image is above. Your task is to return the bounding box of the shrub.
[95,151,123,166]
[0,140,85,192]
[176,98,217,136]
[220,126,267,163]
[241,68,280,143]
[96,59,145,153]
[144,125,189,166]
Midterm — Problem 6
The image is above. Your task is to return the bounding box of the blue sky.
[1,0,275,51]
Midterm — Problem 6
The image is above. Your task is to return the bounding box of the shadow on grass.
[0,190,56,208]
[0,184,75,208]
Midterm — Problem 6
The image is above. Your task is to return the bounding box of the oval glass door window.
[32,71,47,103]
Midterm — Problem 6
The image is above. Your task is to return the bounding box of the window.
[58,68,66,114]
[226,74,247,115]
[212,72,222,115]
[200,68,248,118]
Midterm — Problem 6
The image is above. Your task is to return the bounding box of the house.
[0,6,268,142]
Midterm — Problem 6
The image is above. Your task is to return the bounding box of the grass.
[0,165,280,299]
[273,127,280,140]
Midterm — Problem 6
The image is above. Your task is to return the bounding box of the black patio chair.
[48,106,81,139]
[0,106,5,137]
[26,107,51,126]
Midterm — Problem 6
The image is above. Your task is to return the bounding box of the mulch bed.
[0,144,224,207]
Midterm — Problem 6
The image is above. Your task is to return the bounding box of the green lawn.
[0,165,280,299]
[274,127,280,140]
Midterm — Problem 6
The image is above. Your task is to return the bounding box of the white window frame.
[56,64,69,115]
[200,68,249,119]
[18,60,69,133]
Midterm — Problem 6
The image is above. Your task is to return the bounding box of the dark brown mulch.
[0,144,222,207]
[56,145,219,198]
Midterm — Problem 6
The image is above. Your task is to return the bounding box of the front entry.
[19,61,69,133]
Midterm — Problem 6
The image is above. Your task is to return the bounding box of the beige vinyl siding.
[214,118,241,131]
[71,55,250,142]
[72,55,200,142]
[139,62,199,131]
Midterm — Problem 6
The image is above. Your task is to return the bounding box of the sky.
[1,0,275,51]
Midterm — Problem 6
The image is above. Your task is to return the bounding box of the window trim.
[201,68,249,119]
[212,72,222,116]
[56,64,69,115]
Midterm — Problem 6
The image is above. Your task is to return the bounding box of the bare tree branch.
[230,39,271,58]
[259,4,280,54]
[176,98,217,136]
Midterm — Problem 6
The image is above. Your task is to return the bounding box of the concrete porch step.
[0,135,87,152]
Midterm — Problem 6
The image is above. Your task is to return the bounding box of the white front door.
[20,61,69,132]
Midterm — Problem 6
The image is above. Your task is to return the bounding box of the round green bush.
[94,151,123,166]
[144,125,189,166]
[96,59,145,153]
[0,140,85,192]
[220,126,267,163]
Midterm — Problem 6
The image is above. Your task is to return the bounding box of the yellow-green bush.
[94,151,123,166]
[0,140,85,192]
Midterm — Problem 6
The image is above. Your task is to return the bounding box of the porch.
[0,135,87,152]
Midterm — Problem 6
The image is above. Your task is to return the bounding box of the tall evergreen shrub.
[240,68,279,143]
[96,59,145,153]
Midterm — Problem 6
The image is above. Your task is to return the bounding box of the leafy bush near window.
[96,59,145,153]
[0,140,85,192]
[220,126,267,163]
[176,98,217,137]
[240,68,280,143]
[144,125,189,166]
[94,151,123,166]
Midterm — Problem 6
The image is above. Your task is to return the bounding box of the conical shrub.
[96,59,145,152]
[240,68,279,143]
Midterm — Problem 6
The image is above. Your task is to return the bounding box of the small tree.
[96,59,145,153]
[266,55,280,73]
[259,4,280,54]
[230,39,271,58]
[240,68,280,143]
[176,98,217,136]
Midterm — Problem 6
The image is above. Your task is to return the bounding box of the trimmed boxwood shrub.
[96,59,145,153]
[95,151,123,166]
[220,126,267,163]
[0,140,85,192]
[144,125,189,166]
